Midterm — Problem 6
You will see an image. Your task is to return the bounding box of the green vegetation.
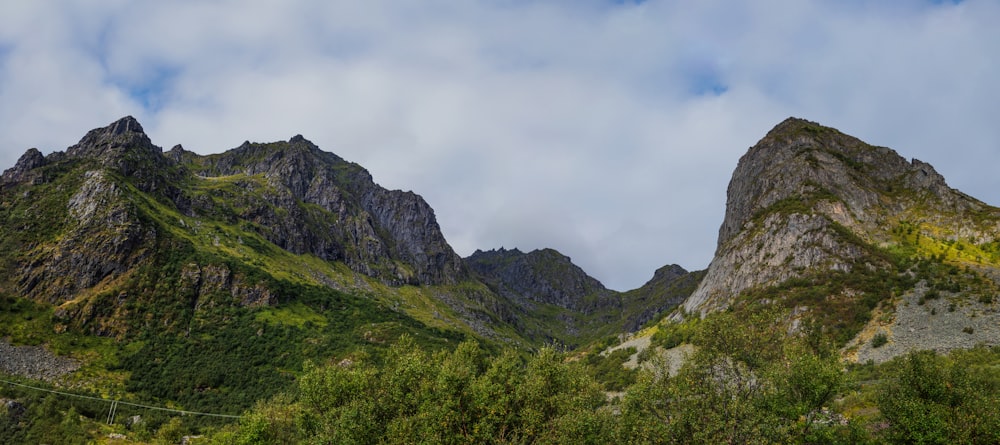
[649,316,701,350]
[6,117,1000,444]
[739,260,911,346]
[876,349,1000,443]
[582,346,638,391]
[212,337,609,444]
[871,332,889,348]
[4,297,1000,444]
[0,380,108,445]
[209,305,1000,444]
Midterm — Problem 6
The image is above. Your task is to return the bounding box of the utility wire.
[0,378,242,419]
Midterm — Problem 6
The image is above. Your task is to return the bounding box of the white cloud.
[1,0,998,290]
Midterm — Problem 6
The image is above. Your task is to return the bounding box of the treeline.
[210,306,1000,444]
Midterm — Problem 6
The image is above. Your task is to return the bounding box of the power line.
[0,378,242,419]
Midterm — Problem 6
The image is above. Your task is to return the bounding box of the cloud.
[1,0,999,290]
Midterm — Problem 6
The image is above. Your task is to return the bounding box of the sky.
[1,0,998,291]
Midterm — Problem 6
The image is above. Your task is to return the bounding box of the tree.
[220,336,614,444]
[877,350,1000,444]
[622,306,849,444]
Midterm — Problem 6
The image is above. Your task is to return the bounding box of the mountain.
[2,116,534,414]
[0,117,694,351]
[4,115,999,443]
[0,117,480,336]
[466,248,703,343]
[679,117,1000,357]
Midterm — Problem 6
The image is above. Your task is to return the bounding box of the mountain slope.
[467,248,702,344]
[0,116,696,354]
[1,117,508,414]
[681,117,1000,353]
[0,117,486,337]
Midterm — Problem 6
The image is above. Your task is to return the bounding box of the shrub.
[871,332,889,348]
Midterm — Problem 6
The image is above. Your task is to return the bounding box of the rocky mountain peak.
[67,116,154,158]
[1,148,46,184]
[717,117,970,247]
[108,115,144,135]
[685,117,993,315]
[181,134,465,286]
[466,247,613,313]
[63,116,173,194]
[650,264,688,282]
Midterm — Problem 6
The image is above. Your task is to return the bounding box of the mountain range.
[1,115,998,436]
[0,116,698,350]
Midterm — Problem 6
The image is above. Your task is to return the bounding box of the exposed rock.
[0,339,79,381]
[18,169,153,304]
[466,247,618,313]
[2,398,27,420]
[65,116,179,195]
[849,287,1000,364]
[1,148,46,185]
[185,135,467,286]
[125,415,143,429]
[685,117,998,314]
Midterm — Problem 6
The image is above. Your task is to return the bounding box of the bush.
[231,336,613,444]
[871,332,889,348]
[876,350,1000,443]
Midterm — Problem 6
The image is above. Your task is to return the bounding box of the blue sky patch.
[114,66,179,112]
[689,75,729,96]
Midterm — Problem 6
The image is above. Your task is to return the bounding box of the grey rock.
[850,286,1000,364]
[0,339,79,381]
[685,117,1000,314]
[18,169,153,304]
[466,247,618,313]
[1,148,46,185]
[186,135,467,285]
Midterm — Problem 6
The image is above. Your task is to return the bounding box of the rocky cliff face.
[177,134,466,285]
[0,117,470,336]
[465,247,621,342]
[2,118,161,305]
[682,118,1000,353]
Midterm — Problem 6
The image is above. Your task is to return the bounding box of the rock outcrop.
[181,135,466,285]
[466,247,618,313]
[1,148,46,185]
[685,117,1000,314]
[0,339,79,382]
